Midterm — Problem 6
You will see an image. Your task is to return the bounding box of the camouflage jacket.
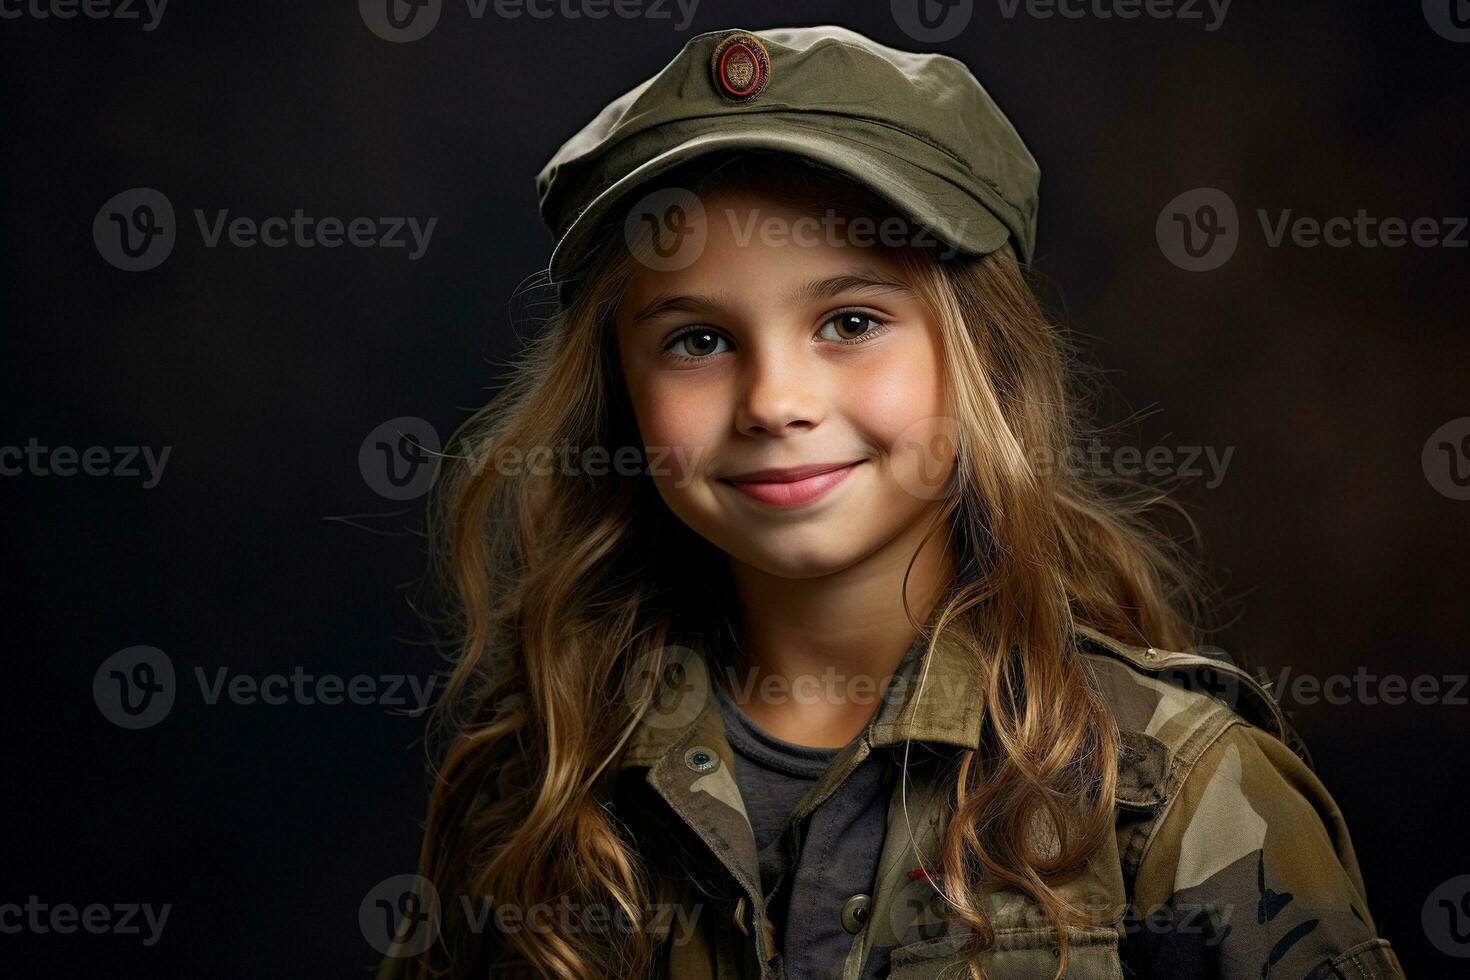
[384,624,1406,980]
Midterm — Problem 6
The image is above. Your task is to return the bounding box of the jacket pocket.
[887,925,1123,980]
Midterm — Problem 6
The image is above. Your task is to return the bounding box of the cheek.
[629,375,726,462]
[842,337,948,450]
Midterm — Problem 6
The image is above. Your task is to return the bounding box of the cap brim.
[547,119,1013,286]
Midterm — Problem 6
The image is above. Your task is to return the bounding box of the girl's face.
[613,185,954,580]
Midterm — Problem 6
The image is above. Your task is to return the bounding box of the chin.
[724,535,866,580]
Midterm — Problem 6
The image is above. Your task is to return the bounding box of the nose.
[733,343,826,437]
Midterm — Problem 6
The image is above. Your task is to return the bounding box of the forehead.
[615,182,916,321]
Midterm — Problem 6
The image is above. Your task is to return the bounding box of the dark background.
[2,1,1466,976]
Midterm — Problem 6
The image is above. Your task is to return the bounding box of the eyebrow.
[626,272,914,328]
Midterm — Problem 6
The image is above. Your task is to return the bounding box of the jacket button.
[840,893,871,934]
[685,746,718,772]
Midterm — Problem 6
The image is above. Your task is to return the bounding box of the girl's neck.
[721,510,956,748]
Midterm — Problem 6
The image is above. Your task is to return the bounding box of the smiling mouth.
[719,460,865,509]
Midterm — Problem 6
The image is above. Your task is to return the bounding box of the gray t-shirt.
[713,682,896,980]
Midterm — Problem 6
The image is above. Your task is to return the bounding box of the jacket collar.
[616,613,988,771]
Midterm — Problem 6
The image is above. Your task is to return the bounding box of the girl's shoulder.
[1076,625,1298,749]
[1074,625,1309,803]
[1074,624,1314,852]
[1076,627,1404,979]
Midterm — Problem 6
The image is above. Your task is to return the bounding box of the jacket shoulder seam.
[1128,715,1252,888]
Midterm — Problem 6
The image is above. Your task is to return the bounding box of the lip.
[722,460,861,483]
[719,460,864,509]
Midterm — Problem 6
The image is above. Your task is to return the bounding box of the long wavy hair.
[393,152,1208,980]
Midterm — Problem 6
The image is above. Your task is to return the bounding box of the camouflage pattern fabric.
[377,621,1405,979]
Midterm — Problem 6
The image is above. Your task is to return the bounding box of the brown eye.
[819,312,885,342]
[666,328,730,359]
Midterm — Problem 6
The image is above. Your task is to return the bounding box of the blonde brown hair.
[395,153,1206,979]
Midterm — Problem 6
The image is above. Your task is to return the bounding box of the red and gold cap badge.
[710,32,771,103]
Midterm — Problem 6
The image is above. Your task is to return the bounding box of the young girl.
[377,26,1403,980]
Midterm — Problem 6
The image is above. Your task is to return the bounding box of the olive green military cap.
[535,25,1040,287]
